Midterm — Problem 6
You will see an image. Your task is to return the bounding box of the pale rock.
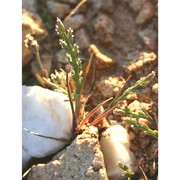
[128,0,146,12]
[91,0,114,13]
[96,75,125,99]
[138,27,158,50]
[27,126,108,180]
[100,125,136,180]
[22,0,37,13]
[125,51,156,74]
[75,28,90,50]
[22,85,72,169]
[46,1,70,18]
[64,14,86,30]
[22,9,47,66]
[93,14,115,44]
[152,83,158,95]
[135,1,155,25]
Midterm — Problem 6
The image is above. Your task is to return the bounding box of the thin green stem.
[110,71,155,108]
[55,18,83,124]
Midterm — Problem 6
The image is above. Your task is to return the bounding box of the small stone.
[139,27,158,50]
[138,118,150,126]
[22,9,48,66]
[75,28,90,50]
[152,83,158,95]
[64,14,85,30]
[93,14,115,44]
[128,0,146,12]
[140,137,150,149]
[22,0,37,13]
[100,125,136,180]
[128,100,152,113]
[92,0,114,13]
[129,131,136,140]
[22,85,72,169]
[125,51,156,73]
[46,1,70,18]
[135,1,155,25]
[96,76,125,99]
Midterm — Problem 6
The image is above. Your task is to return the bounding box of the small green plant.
[25,19,157,138]
[109,71,155,108]
[117,161,134,179]
[114,105,158,139]
[55,18,83,126]
[24,18,158,179]
[123,118,158,139]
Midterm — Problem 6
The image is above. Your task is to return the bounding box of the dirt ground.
[22,0,158,179]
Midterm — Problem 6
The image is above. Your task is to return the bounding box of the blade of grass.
[108,75,131,109]
[76,97,113,132]
[110,71,155,108]
[23,128,70,143]
[140,105,156,126]
[123,118,158,139]
[90,102,120,126]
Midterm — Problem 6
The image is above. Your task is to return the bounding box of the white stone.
[22,85,72,168]
[100,125,136,180]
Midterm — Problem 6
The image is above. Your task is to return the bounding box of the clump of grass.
[25,19,157,139]
[24,17,158,180]
[84,71,156,128]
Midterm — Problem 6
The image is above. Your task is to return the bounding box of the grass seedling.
[123,118,158,139]
[114,104,158,138]
[109,71,155,108]
[117,161,134,180]
[25,19,157,140]
[55,18,83,126]
[86,71,156,127]
[114,106,156,126]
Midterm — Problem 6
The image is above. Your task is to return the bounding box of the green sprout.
[55,18,83,125]
[109,71,155,108]
[114,107,156,126]
[115,108,149,119]
[88,71,156,127]
[117,161,134,179]
[123,118,158,139]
